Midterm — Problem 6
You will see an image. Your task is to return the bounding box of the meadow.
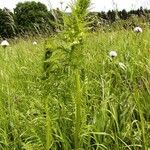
[0,0,150,149]
[0,27,150,149]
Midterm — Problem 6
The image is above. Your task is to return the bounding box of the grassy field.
[0,27,150,150]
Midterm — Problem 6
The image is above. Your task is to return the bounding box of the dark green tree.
[50,8,64,31]
[118,9,128,20]
[101,11,107,20]
[0,8,16,38]
[137,7,144,16]
[107,10,116,23]
[14,1,55,35]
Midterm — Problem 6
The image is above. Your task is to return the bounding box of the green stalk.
[45,97,52,150]
[135,92,146,150]
[74,68,82,149]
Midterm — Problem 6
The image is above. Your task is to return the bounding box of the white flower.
[1,40,9,47]
[118,62,126,70]
[134,27,142,33]
[33,41,37,45]
[109,51,117,58]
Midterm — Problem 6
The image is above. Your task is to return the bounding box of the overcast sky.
[0,0,150,12]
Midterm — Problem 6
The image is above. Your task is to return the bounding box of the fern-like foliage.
[59,0,91,68]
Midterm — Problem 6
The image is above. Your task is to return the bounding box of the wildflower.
[118,62,126,70]
[1,40,9,48]
[33,41,37,45]
[134,27,142,33]
[109,51,117,58]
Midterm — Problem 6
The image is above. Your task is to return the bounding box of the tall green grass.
[0,1,150,150]
[0,28,149,149]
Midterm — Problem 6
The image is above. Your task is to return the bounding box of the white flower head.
[1,40,9,48]
[109,51,117,58]
[118,62,126,70]
[33,41,37,45]
[134,26,142,33]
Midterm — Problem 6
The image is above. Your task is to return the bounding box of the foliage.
[43,1,91,149]
[87,7,150,30]
[0,1,150,37]
[107,10,117,23]
[0,24,150,149]
[14,1,55,35]
[0,1,150,149]
[118,9,128,20]
[0,8,16,38]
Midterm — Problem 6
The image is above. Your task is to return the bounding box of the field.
[0,26,150,150]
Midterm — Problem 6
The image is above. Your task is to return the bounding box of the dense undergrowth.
[0,0,150,149]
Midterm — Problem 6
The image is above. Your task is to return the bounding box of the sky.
[0,0,150,12]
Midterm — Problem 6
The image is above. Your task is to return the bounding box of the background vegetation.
[0,1,150,38]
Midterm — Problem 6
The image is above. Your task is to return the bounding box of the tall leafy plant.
[44,0,91,149]
[59,0,91,149]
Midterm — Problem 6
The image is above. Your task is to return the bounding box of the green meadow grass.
[0,28,150,149]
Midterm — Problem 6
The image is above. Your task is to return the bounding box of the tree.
[14,1,55,35]
[50,8,64,31]
[101,11,107,20]
[107,10,116,23]
[118,9,128,20]
[137,7,144,16]
[0,8,16,38]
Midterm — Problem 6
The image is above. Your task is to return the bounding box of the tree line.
[88,7,150,30]
[0,1,59,38]
[0,1,150,38]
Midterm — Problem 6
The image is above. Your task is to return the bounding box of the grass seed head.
[134,26,143,33]
[1,40,9,48]
[109,51,117,58]
[33,41,37,45]
[118,62,126,70]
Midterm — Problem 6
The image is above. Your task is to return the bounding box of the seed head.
[1,40,9,48]
[134,27,142,33]
[109,51,117,58]
[118,62,126,70]
[33,41,37,45]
